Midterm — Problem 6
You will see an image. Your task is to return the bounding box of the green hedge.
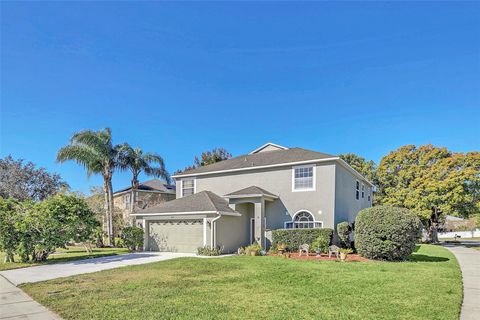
[271,228,333,251]
[355,206,420,261]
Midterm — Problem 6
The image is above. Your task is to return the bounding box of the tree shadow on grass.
[408,254,449,262]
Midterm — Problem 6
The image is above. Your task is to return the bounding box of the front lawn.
[21,245,462,320]
[0,246,129,271]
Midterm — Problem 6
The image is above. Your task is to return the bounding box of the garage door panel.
[148,220,203,253]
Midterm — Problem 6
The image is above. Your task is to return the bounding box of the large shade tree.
[339,153,377,183]
[376,145,480,242]
[57,128,121,245]
[0,156,68,201]
[118,144,170,217]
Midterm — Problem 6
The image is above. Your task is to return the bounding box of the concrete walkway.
[0,252,196,285]
[443,244,480,320]
[0,275,60,319]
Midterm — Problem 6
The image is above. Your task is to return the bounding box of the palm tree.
[118,144,170,218]
[57,128,120,245]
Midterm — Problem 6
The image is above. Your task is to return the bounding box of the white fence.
[438,230,480,239]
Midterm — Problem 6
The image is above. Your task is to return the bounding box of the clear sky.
[1,2,479,194]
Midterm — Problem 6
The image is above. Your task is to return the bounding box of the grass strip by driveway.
[0,246,129,271]
[21,245,462,320]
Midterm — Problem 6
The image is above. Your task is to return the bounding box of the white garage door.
[148,220,203,253]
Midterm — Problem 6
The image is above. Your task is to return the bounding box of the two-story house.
[133,143,373,253]
[113,179,176,224]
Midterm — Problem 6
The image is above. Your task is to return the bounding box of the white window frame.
[355,180,360,200]
[284,210,323,229]
[181,178,196,197]
[361,183,365,199]
[292,164,316,192]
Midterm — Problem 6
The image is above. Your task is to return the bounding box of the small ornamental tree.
[355,206,420,261]
[121,226,144,251]
[337,221,352,248]
[23,194,98,262]
[0,198,21,262]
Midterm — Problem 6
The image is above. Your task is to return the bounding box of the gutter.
[210,213,222,248]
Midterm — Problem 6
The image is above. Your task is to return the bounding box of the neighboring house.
[442,215,476,232]
[133,143,373,253]
[113,179,176,224]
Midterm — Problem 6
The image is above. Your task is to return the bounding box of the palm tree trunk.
[107,178,115,246]
[130,176,139,226]
[103,179,111,245]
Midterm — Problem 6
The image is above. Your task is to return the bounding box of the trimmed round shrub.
[355,206,420,261]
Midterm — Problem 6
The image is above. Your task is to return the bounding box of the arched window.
[285,211,323,229]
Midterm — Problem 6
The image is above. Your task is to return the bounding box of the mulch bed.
[269,252,370,262]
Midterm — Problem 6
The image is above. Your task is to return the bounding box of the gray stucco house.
[133,143,373,253]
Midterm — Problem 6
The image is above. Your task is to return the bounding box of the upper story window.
[367,188,371,202]
[355,180,360,200]
[182,178,195,197]
[361,184,365,198]
[292,165,316,192]
[124,194,130,208]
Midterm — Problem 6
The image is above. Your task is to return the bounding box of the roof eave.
[172,157,340,179]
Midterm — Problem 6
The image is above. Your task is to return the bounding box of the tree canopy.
[376,145,480,220]
[339,153,377,183]
[175,148,232,174]
[0,156,68,201]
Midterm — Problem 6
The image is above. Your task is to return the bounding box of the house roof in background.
[174,147,336,177]
[133,190,239,216]
[114,179,176,195]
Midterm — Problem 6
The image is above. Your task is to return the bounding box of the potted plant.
[339,248,353,262]
[277,243,287,255]
[246,243,262,256]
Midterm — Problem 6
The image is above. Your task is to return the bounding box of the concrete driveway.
[0,252,196,285]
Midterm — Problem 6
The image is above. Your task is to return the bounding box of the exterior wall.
[215,203,252,253]
[177,161,337,229]
[113,191,176,224]
[334,163,372,228]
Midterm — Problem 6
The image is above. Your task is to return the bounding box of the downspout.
[210,213,222,248]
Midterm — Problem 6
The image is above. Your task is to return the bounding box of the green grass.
[21,245,462,320]
[0,246,129,271]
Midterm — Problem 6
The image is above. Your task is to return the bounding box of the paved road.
[0,275,60,319]
[443,244,480,320]
[0,252,196,285]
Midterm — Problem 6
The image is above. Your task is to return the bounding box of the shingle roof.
[225,186,278,198]
[175,147,336,176]
[135,191,239,215]
[114,179,176,195]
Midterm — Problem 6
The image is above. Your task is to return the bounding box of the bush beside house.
[271,229,333,252]
[120,226,144,251]
[355,206,420,261]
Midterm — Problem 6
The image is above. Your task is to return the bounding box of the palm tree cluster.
[57,128,169,246]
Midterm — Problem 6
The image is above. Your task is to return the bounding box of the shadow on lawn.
[408,254,449,262]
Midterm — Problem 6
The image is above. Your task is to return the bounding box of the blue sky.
[1,2,479,194]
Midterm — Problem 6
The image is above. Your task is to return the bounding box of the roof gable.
[249,142,288,154]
